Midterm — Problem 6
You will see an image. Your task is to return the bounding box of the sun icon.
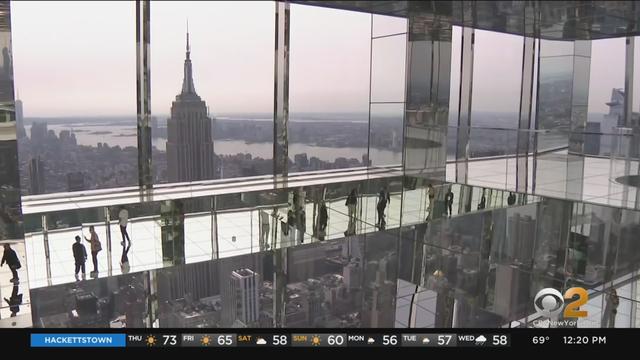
[201,335,211,346]
[146,335,157,347]
[311,335,321,346]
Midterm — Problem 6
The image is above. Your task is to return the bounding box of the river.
[27,123,403,164]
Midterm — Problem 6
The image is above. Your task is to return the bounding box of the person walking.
[84,225,102,274]
[345,189,358,236]
[72,235,87,281]
[377,187,390,230]
[118,206,131,247]
[299,208,306,243]
[318,200,328,241]
[426,184,436,221]
[445,189,454,217]
[259,210,270,250]
[1,243,21,283]
[287,209,296,245]
[603,289,620,328]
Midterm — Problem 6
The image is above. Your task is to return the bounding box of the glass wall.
[289,4,370,172]
[12,1,137,195]
[586,38,625,156]
[369,14,406,167]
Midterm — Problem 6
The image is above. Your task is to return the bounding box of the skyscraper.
[15,97,25,139]
[30,121,47,143]
[223,268,260,327]
[29,156,45,195]
[166,30,216,183]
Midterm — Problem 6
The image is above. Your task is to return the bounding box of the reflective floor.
[446,151,640,209]
[16,155,640,328]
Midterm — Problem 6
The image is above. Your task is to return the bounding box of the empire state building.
[167,31,216,182]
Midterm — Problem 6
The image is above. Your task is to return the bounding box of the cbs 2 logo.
[534,287,588,318]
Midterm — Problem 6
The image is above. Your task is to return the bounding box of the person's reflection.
[4,283,22,317]
[602,289,619,328]
[286,209,296,245]
[120,242,131,273]
[477,188,487,210]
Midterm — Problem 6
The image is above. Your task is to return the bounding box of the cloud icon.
[367,338,375,344]
[422,337,430,344]
[256,338,267,345]
[475,335,487,345]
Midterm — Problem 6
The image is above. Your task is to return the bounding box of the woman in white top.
[118,206,131,247]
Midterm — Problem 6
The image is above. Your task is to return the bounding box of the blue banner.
[31,334,126,347]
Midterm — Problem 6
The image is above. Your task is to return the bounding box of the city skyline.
[10,1,636,119]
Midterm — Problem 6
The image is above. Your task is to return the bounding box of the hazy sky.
[10,1,637,118]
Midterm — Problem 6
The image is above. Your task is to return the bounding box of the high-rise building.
[223,268,260,327]
[15,97,25,139]
[166,30,216,183]
[29,156,45,195]
[30,121,47,142]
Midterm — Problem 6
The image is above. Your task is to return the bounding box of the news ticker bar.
[30,333,509,348]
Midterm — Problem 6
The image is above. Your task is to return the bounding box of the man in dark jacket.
[1,243,20,283]
[318,201,328,241]
[72,235,87,281]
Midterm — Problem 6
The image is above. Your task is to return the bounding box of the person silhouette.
[377,187,390,230]
[317,200,328,241]
[259,210,270,250]
[345,189,358,236]
[1,243,21,283]
[72,236,87,281]
[477,189,487,210]
[445,189,454,217]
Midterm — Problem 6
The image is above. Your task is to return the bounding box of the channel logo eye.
[534,288,564,318]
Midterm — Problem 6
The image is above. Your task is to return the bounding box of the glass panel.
[369,103,404,167]
[151,1,274,183]
[372,14,407,38]
[634,37,640,116]
[371,34,406,103]
[537,56,573,130]
[155,252,271,328]
[587,38,625,134]
[471,30,523,129]
[448,26,462,126]
[289,4,370,172]
[540,40,574,57]
[13,1,137,194]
